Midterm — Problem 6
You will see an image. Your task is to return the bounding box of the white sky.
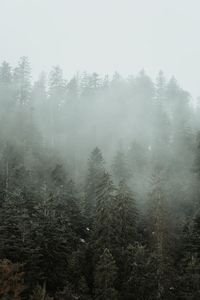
[0,0,200,97]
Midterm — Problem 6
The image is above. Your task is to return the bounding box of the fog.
[1,1,200,299]
[1,0,200,97]
[0,58,199,210]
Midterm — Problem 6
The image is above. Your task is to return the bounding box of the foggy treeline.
[1,56,200,299]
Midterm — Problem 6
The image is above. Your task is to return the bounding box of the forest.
[1,56,200,299]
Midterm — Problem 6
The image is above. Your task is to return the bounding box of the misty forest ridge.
[0,57,200,299]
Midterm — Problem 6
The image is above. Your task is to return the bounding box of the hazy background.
[0,2,200,298]
[0,0,200,98]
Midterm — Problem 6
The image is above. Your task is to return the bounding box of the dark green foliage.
[25,164,85,295]
[179,214,200,299]
[94,248,118,300]
[93,172,116,256]
[146,172,176,299]
[29,285,47,300]
[0,59,200,299]
[111,180,138,293]
[122,243,149,300]
[84,147,105,227]
[113,180,137,248]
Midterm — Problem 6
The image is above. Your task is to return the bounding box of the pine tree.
[48,66,67,146]
[146,171,176,299]
[48,66,66,108]
[26,163,85,296]
[13,56,31,105]
[113,180,137,249]
[50,164,85,240]
[0,61,12,84]
[94,248,118,300]
[0,61,14,113]
[152,71,171,163]
[0,185,31,263]
[67,76,79,101]
[178,219,200,299]
[122,243,149,300]
[27,208,70,296]
[81,72,101,97]
[93,172,116,256]
[84,147,105,227]
[31,72,47,138]
[111,150,130,183]
[179,212,200,298]
[127,141,150,205]
[108,180,138,295]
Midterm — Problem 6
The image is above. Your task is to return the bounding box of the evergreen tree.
[122,243,149,300]
[50,164,85,240]
[67,249,91,300]
[0,61,14,113]
[93,172,116,256]
[13,56,31,105]
[178,219,200,299]
[48,66,67,146]
[84,147,105,227]
[32,72,48,139]
[111,150,130,183]
[0,175,32,264]
[81,72,101,97]
[27,207,70,296]
[146,171,176,299]
[111,179,138,256]
[180,212,200,298]
[152,71,171,163]
[94,248,118,300]
[48,66,66,108]
[110,180,138,295]
[26,163,85,296]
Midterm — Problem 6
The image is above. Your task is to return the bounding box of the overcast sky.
[0,0,200,97]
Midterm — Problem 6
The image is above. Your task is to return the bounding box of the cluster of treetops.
[0,57,200,299]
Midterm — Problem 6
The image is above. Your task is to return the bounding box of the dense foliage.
[0,58,200,299]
